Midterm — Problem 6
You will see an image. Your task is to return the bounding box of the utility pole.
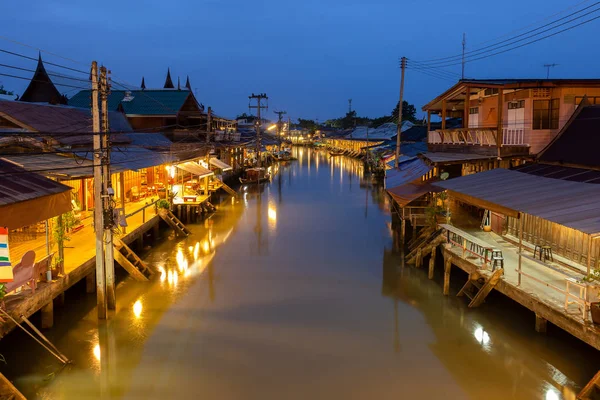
[461,33,466,80]
[395,57,407,168]
[544,63,558,79]
[91,61,107,319]
[249,93,268,168]
[274,110,287,151]
[100,66,115,310]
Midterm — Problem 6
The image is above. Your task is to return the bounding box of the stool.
[491,249,502,258]
[541,245,553,262]
[533,244,543,260]
[492,256,504,271]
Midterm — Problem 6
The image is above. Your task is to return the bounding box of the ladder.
[114,238,152,281]
[159,209,191,237]
[457,269,504,308]
[219,180,237,197]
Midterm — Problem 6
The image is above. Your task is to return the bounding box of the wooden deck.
[437,225,600,351]
[0,198,163,338]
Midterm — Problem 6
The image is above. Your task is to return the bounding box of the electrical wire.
[416,1,600,64]
[0,48,89,75]
[0,72,89,90]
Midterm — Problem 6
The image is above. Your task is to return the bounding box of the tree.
[391,100,417,124]
[297,118,318,133]
[0,85,14,96]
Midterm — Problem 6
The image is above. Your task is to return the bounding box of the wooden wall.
[506,213,599,270]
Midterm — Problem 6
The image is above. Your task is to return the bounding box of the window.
[575,96,600,105]
[484,88,499,96]
[533,99,559,130]
[508,100,524,109]
[469,107,479,114]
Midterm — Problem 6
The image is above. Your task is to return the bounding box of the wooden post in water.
[86,272,96,293]
[535,314,547,333]
[428,247,436,279]
[443,256,452,295]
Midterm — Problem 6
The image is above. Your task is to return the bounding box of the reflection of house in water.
[380,249,584,400]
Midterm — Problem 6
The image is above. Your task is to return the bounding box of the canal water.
[0,147,599,399]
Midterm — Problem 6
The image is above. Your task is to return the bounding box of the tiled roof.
[68,89,197,116]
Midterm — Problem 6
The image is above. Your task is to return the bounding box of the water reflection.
[0,147,598,400]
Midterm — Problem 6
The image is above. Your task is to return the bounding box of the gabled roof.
[20,54,67,105]
[0,100,132,146]
[68,89,199,116]
[537,104,600,169]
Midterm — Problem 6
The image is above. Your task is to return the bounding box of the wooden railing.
[428,127,526,146]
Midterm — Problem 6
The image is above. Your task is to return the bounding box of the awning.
[76,148,173,173]
[385,158,432,189]
[387,182,442,207]
[175,162,214,178]
[0,160,72,229]
[434,168,600,235]
[210,158,233,172]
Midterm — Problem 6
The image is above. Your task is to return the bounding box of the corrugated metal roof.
[210,158,232,171]
[1,154,96,178]
[385,158,432,189]
[0,159,71,206]
[434,168,600,235]
[514,163,600,183]
[387,182,441,207]
[125,133,172,149]
[175,162,213,178]
[75,148,173,172]
[421,152,496,164]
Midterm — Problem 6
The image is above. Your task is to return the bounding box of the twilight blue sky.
[2,0,599,121]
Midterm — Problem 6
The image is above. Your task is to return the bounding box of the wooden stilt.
[153,222,160,242]
[428,247,436,279]
[416,248,422,268]
[443,257,452,295]
[41,300,53,329]
[55,292,65,307]
[86,272,96,293]
[535,314,547,333]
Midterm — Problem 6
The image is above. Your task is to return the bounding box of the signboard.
[0,228,14,282]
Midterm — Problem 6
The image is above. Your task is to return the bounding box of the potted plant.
[0,283,6,310]
[583,268,600,324]
[155,199,170,216]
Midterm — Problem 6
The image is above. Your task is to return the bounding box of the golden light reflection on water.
[93,344,100,362]
[133,300,143,319]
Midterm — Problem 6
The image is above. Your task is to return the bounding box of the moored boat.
[239,167,271,184]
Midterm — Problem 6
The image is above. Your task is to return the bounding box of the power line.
[0,63,91,84]
[414,8,600,68]
[0,48,89,75]
[416,1,599,64]
[0,72,89,90]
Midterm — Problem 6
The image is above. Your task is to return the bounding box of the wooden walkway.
[436,224,600,351]
[0,199,163,338]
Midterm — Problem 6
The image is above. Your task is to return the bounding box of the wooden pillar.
[443,257,452,295]
[55,292,65,307]
[41,300,53,329]
[426,110,431,134]
[535,314,547,333]
[441,100,447,130]
[86,272,96,293]
[587,234,593,275]
[204,176,209,196]
[463,86,470,129]
[416,248,422,268]
[428,247,436,279]
[136,235,143,251]
[518,214,523,286]
[496,88,504,158]
[120,172,126,234]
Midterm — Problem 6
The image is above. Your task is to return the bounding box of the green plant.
[156,199,170,210]
[0,284,6,301]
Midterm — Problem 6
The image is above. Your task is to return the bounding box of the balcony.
[427,128,529,156]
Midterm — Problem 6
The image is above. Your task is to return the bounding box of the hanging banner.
[0,228,14,282]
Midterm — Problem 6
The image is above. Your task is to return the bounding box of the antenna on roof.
[543,64,559,79]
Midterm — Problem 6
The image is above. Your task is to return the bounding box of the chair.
[5,251,37,294]
[131,186,140,201]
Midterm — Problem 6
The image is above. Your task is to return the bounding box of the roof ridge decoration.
[185,75,191,90]
[140,77,146,90]
[164,68,174,89]
[20,52,67,105]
